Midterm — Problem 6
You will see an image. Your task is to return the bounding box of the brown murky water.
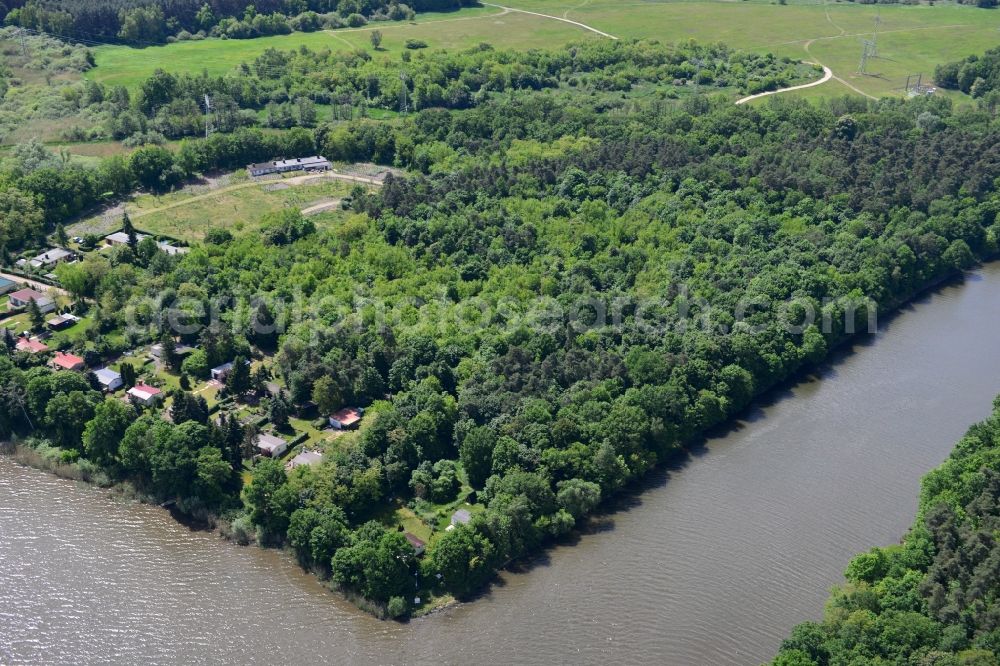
[4,265,1000,665]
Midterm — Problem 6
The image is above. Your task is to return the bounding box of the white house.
[26,247,74,269]
[126,383,163,407]
[255,433,288,458]
[210,361,234,381]
[93,368,123,392]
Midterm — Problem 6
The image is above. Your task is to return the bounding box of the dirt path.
[301,199,343,216]
[735,63,833,105]
[481,2,618,39]
[0,272,68,297]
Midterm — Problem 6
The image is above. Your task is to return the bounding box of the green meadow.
[88,0,1000,101]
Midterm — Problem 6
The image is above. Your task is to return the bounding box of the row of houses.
[15,343,164,406]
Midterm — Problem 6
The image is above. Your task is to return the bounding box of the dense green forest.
[3,37,1000,617]
[1,0,475,45]
[773,398,1000,665]
[936,47,1000,100]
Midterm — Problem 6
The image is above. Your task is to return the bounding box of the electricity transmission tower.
[857,14,881,74]
[858,40,875,74]
[16,28,28,56]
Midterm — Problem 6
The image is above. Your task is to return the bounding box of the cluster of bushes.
[2,0,476,45]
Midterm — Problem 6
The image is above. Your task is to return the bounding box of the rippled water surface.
[4,264,1000,665]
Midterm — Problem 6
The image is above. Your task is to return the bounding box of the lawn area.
[69,176,355,242]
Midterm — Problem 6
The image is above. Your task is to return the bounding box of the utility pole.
[398,72,409,114]
[204,94,214,139]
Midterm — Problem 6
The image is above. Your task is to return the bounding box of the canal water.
[3,264,1000,665]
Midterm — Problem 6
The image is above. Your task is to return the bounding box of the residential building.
[16,337,49,354]
[157,241,189,256]
[0,277,16,295]
[150,342,195,359]
[211,361,234,381]
[329,407,364,430]
[127,384,163,407]
[50,351,85,371]
[25,248,74,269]
[286,449,322,470]
[105,231,150,246]
[93,368,123,392]
[8,288,55,313]
[404,533,426,556]
[46,314,79,330]
[451,509,472,526]
[255,433,288,458]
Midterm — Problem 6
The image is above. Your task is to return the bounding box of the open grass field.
[86,0,1000,101]
[68,176,355,242]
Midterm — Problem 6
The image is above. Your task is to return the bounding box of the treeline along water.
[3,263,1000,665]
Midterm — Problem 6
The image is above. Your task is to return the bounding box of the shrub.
[405,39,428,50]
[387,595,408,619]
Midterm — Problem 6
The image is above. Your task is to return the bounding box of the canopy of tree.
[936,46,1000,102]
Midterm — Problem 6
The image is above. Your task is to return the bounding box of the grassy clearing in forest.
[69,177,354,242]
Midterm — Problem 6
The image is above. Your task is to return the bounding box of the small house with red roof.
[50,351,85,371]
[329,407,364,430]
[16,337,49,354]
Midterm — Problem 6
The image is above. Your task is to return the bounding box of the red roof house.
[51,351,85,371]
[16,337,49,354]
